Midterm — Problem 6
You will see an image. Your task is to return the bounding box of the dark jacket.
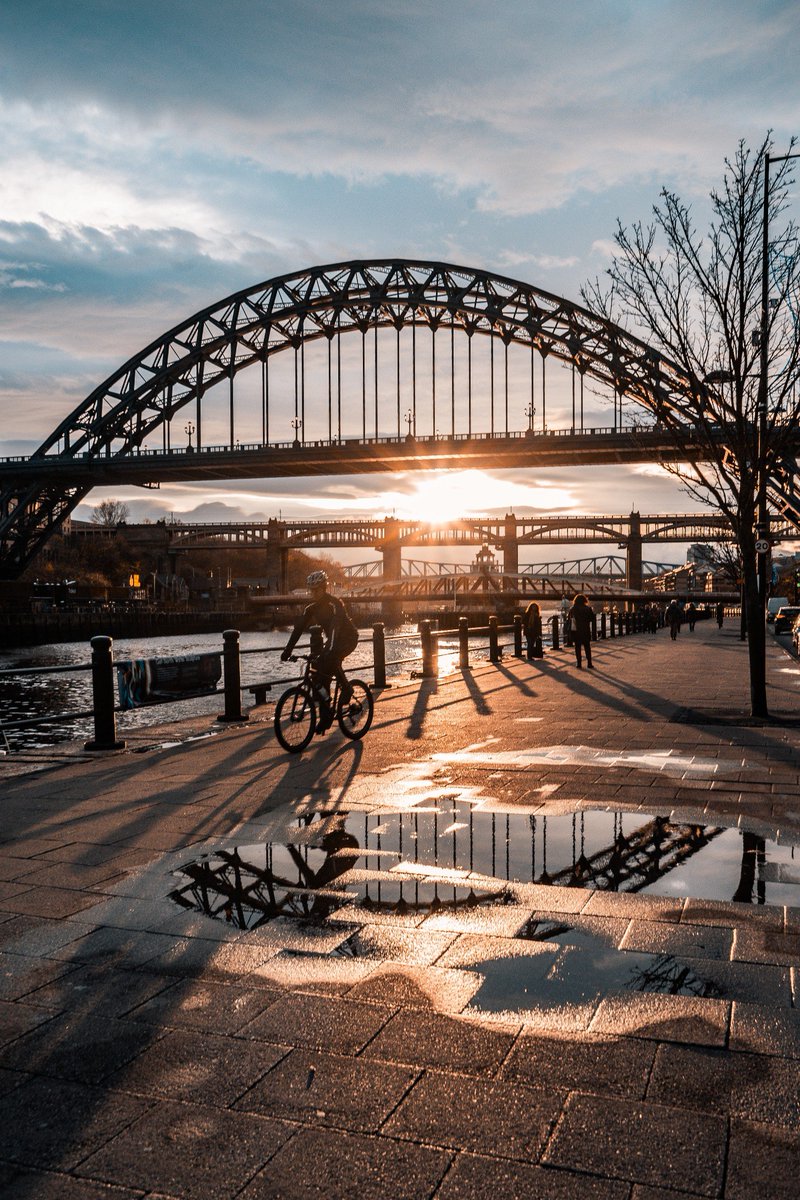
[286,594,359,658]
[568,602,594,640]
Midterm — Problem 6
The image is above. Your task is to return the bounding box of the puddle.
[169,805,800,931]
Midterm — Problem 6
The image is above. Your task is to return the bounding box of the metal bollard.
[550,614,560,651]
[372,622,386,688]
[458,616,470,670]
[513,613,523,657]
[625,612,632,635]
[84,635,125,751]
[420,619,437,678]
[218,629,249,722]
[489,615,500,662]
[600,612,607,639]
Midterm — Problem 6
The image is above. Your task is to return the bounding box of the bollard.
[458,616,470,670]
[372,622,386,688]
[550,614,560,651]
[489,615,500,662]
[218,629,249,722]
[609,612,616,638]
[625,612,632,635]
[513,613,523,657]
[600,612,607,639]
[84,635,125,750]
[420,619,437,678]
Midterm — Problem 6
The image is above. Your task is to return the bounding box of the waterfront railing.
[0,608,667,751]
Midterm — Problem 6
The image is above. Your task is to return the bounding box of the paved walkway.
[0,619,799,1198]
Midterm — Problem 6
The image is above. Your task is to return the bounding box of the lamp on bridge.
[184,421,195,452]
[290,417,302,447]
[525,401,536,437]
[404,409,414,440]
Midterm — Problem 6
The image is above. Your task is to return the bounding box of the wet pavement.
[1,619,800,1196]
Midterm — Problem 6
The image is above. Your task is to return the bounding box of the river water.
[0,623,502,751]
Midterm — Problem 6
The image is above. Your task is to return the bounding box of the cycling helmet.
[306,569,329,589]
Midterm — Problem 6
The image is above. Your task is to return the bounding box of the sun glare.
[386,471,576,522]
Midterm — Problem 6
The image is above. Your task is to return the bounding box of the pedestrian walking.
[665,599,682,641]
[567,593,595,668]
[686,601,697,632]
[523,600,544,659]
[716,601,725,629]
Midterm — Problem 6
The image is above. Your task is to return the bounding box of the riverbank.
[1,620,799,1196]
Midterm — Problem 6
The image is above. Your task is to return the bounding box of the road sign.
[755,539,770,554]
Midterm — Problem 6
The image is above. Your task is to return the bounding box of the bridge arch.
[1,258,699,578]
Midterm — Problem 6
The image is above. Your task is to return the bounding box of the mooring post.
[372,621,386,688]
[600,612,607,639]
[84,635,125,751]
[513,613,523,657]
[489,615,500,662]
[458,616,469,669]
[218,629,248,722]
[420,619,436,677]
[551,614,560,651]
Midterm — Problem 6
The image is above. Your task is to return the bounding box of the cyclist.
[280,570,359,729]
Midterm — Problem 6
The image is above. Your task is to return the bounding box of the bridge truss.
[0,258,716,579]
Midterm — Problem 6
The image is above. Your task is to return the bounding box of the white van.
[768,597,790,623]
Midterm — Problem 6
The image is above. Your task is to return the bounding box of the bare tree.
[583,136,800,717]
[91,499,130,527]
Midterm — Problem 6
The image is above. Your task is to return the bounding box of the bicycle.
[273,654,374,753]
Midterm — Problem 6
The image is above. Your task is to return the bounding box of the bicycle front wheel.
[274,686,316,753]
[337,679,374,740]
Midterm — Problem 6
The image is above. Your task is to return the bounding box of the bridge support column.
[625,511,643,600]
[265,518,287,592]
[379,516,403,626]
[502,512,518,577]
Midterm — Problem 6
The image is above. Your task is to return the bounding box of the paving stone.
[0,1012,161,1084]
[436,1153,630,1199]
[0,1167,143,1198]
[647,1042,800,1128]
[419,904,534,937]
[249,949,377,993]
[344,963,481,1012]
[677,955,793,1007]
[501,1030,657,1099]
[590,992,730,1046]
[0,1076,152,1170]
[55,927,184,968]
[724,1117,800,1199]
[619,917,733,960]
[236,1046,419,1132]
[542,1091,727,1195]
[362,1009,517,1076]
[127,976,282,1032]
[0,997,56,1047]
[78,1100,292,1199]
[0,887,106,920]
[730,1000,800,1058]
[682,898,784,930]
[0,917,100,959]
[383,1069,563,1161]
[241,991,392,1054]
[237,1125,452,1200]
[732,926,800,965]
[333,924,457,965]
[629,1188,701,1200]
[0,951,79,1002]
[109,1027,288,1105]
[142,934,279,978]
[581,890,684,922]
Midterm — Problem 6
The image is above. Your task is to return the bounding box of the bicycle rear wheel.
[274,686,316,753]
[337,679,374,740]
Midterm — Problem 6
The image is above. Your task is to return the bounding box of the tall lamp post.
[757,149,800,606]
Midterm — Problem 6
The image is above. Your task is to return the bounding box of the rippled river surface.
[0,624,482,750]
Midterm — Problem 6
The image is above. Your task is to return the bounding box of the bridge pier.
[625,511,643,597]
[379,516,403,625]
[502,512,519,576]
[265,518,287,592]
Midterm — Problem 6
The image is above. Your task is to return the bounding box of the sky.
[1,0,799,566]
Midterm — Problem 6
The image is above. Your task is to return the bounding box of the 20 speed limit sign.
[755,539,770,554]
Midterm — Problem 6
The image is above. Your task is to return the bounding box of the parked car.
[768,596,790,623]
[773,605,800,635]
[792,614,800,656]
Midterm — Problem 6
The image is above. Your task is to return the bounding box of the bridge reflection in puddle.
[169,803,800,927]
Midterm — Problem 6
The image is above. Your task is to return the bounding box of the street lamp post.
[757,149,800,606]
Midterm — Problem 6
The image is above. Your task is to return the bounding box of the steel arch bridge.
[0,258,716,579]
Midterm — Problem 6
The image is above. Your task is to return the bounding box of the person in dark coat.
[716,601,725,629]
[665,599,682,640]
[523,601,544,659]
[686,601,697,632]
[567,593,595,668]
